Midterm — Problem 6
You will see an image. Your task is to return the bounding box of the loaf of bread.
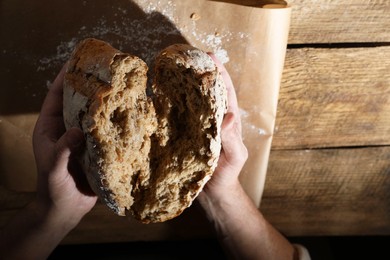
[63,38,227,223]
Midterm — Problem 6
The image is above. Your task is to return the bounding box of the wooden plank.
[0,186,214,244]
[2,148,390,239]
[63,203,213,244]
[0,186,33,210]
[261,146,390,236]
[288,0,390,44]
[272,46,390,149]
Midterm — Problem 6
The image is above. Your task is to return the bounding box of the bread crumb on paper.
[190,12,201,21]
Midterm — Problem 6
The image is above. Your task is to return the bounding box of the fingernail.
[222,112,235,129]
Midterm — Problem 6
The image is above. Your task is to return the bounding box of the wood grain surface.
[288,0,390,44]
[273,46,390,149]
[262,146,390,236]
[1,0,390,240]
[0,188,214,244]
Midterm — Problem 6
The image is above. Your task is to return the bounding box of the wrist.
[198,179,243,222]
[0,199,77,260]
[201,178,241,203]
[32,198,80,234]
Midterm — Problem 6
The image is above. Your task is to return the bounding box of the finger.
[52,128,85,175]
[208,53,239,115]
[39,63,68,119]
[221,111,235,131]
[34,63,68,143]
[219,113,248,170]
[208,53,242,134]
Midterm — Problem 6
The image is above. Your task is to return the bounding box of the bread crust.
[131,44,227,222]
[63,38,227,223]
[64,38,155,216]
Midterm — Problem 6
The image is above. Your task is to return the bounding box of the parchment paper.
[0,0,291,207]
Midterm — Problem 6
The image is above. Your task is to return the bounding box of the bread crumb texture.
[63,39,226,223]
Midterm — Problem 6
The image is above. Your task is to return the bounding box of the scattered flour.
[141,0,176,19]
[195,32,231,64]
[37,0,249,73]
[37,38,78,71]
[240,108,267,139]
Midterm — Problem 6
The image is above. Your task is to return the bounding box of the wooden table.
[1,1,389,243]
[262,0,390,236]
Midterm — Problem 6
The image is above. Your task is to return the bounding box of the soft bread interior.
[64,54,157,216]
[130,51,220,223]
[64,39,225,222]
[94,56,157,215]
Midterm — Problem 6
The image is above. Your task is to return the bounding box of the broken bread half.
[63,38,227,223]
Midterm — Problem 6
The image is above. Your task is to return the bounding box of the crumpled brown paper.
[0,0,290,207]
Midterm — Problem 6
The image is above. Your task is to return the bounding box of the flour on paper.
[240,109,267,140]
[192,32,231,64]
[37,0,249,75]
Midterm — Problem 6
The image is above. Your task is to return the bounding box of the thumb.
[53,128,85,171]
[220,113,248,170]
[58,127,85,152]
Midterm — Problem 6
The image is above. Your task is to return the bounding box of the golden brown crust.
[64,38,154,216]
[130,44,227,223]
[63,38,226,223]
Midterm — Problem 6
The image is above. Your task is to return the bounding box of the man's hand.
[197,56,297,260]
[33,64,97,226]
[199,54,248,200]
